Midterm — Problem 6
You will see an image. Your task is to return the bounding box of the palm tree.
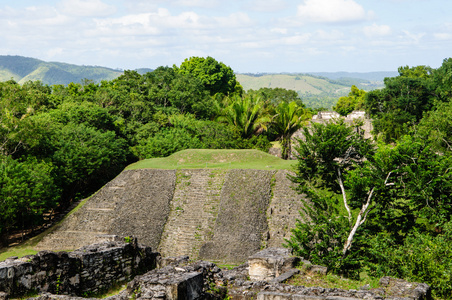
[273,101,310,159]
[217,95,271,138]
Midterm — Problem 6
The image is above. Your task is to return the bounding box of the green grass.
[126,149,296,171]
[286,268,380,290]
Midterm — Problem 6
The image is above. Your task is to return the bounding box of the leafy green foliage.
[272,101,310,159]
[217,95,271,138]
[432,58,452,102]
[175,56,243,96]
[333,85,366,116]
[365,75,435,142]
[132,114,261,159]
[51,123,129,196]
[366,224,452,299]
[417,100,452,153]
[0,156,59,234]
[246,87,304,107]
[288,120,375,276]
[288,116,452,296]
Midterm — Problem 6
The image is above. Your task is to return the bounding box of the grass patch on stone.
[98,283,127,298]
[126,149,295,170]
[0,247,38,261]
[0,198,89,261]
[286,269,380,291]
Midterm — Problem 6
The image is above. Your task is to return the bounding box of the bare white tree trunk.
[337,168,352,223]
[341,171,393,257]
[342,187,374,256]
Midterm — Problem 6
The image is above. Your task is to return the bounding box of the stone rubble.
[0,240,431,300]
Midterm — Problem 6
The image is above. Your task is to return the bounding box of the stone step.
[35,231,108,251]
[158,169,225,259]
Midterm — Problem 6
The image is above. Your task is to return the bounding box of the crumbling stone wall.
[289,110,373,159]
[3,245,431,300]
[0,238,158,298]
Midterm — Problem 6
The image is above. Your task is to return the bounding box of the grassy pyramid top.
[126,149,295,170]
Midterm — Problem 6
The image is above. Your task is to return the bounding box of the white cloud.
[214,12,254,28]
[246,0,288,12]
[92,8,208,38]
[434,23,452,41]
[57,0,116,17]
[271,27,288,34]
[402,30,425,44]
[434,33,452,41]
[173,0,221,8]
[297,0,368,23]
[363,23,392,37]
[315,29,344,40]
[282,33,311,45]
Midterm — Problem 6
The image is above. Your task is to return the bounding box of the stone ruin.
[34,168,305,265]
[0,239,432,300]
[285,110,373,159]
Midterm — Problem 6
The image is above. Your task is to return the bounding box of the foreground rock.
[0,242,431,300]
[0,236,158,298]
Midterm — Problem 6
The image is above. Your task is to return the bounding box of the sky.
[0,0,451,73]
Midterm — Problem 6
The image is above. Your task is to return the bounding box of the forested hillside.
[2,55,452,298]
[0,55,389,109]
[0,55,122,85]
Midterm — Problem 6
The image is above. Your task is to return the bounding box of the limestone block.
[128,267,204,300]
[379,276,431,300]
[257,292,291,300]
[248,248,299,281]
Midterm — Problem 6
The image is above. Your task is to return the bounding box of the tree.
[175,56,243,96]
[246,87,304,106]
[272,101,310,159]
[288,119,452,280]
[144,67,216,119]
[417,100,452,154]
[365,72,435,142]
[333,85,366,116]
[287,120,379,274]
[217,95,271,138]
[432,58,452,102]
[51,123,129,199]
[398,65,432,78]
[0,156,59,237]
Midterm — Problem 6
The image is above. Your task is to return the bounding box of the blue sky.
[0,0,451,73]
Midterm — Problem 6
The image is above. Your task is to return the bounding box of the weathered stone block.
[379,276,431,300]
[257,291,291,300]
[0,240,159,299]
[0,291,7,300]
[248,248,299,281]
[127,267,204,300]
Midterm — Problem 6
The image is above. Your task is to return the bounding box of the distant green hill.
[236,72,390,109]
[0,55,124,85]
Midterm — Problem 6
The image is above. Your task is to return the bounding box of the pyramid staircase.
[158,169,226,259]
